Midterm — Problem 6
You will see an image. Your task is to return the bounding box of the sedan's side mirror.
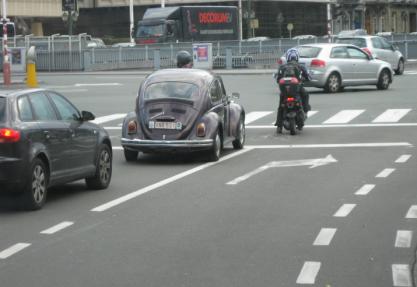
[81,111,95,121]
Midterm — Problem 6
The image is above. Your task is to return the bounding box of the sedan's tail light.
[127,120,137,135]
[0,128,21,143]
[310,59,326,68]
[196,123,206,137]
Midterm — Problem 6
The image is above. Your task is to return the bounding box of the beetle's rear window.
[144,82,199,101]
[298,46,322,58]
[336,38,367,48]
[0,97,6,123]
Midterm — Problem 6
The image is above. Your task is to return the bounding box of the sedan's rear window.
[145,82,199,101]
[336,38,367,48]
[298,46,322,58]
[0,97,6,123]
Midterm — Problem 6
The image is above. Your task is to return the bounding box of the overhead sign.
[62,0,77,11]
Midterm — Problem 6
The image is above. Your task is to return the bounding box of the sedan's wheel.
[324,73,341,93]
[232,118,245,149]
[124,148,139,162]
[208,130,221,162]
[22,158,48,210]
[377,69,391,90]
[86,144,112,190]
[395,59,404,75]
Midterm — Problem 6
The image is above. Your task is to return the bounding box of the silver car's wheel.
[395,59,404,75]
[23,158,48,210]
[377,69,390,90]
[325,73,341,93]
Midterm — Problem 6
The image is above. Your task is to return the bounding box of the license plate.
[149,121,182,130]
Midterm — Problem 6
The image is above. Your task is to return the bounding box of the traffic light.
[0,22,16,38]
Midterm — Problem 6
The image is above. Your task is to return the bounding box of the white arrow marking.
[227,154,337,185]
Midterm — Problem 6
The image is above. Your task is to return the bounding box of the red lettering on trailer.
[199,12,232,24]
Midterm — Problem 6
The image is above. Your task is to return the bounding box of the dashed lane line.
[0,243,31,259]
[333,204,356,217]
[296,261,321,284]
[395,231,413,248]
[395,155,412,163]
[246,123,417,129]
[313,228,337,246]
[74,83,122,87]
[405,206,417,219]
[40,221,74,235]
[392,264,412,287]
[372,109,412,123]
[92,114,126,125]
[375,168,396,178]
[244,111,273,124]
[323,109,365,124]
[355,184,376,195]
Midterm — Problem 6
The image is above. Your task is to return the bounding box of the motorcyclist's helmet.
[286,48,299,63]
[176,50,193,68]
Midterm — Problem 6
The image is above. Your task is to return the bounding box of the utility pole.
[129,0,134,43]
[1,0,11,85]
[327,2,332,43]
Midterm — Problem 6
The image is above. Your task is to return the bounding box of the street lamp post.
[1,0,11,85]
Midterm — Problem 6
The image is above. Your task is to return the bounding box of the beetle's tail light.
[0,128,21,143]
[311,59,326,68]
[127,120,137,135]
[196,123,206,137]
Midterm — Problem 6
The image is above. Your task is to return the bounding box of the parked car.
[336,35,405,75]
[293,35,317,40]
[112,42,136,48]
[337,29,368,37]
[121,69,245,162]
[0,89,112,210]
[86,37,106,48]
[276,43,393,93]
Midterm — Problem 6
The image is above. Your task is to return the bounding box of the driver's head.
[285,48,299,63]
[176,50,193,68]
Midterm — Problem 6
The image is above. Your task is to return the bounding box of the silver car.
[336,35,405,75]
[277,43,393,93]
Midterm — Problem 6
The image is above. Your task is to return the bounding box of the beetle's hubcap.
[215,134,221,157]
[32,165,46,204]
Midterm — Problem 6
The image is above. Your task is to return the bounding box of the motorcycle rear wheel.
[289,118,296,135]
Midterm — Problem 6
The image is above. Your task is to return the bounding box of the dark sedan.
[0,89,112,210]
[121,69,245,161]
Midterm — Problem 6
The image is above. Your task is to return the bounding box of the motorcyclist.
[176,50,193,68]
[275,48,311,133]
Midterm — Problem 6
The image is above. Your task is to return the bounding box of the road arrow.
[226,154,337,185]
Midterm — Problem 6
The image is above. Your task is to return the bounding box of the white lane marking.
[405,206,417,219]
[94,76,145,79]
[0,243,31,259]
[404,71,417,75]
[313,228,337,246]
[372,109,412,123]
[323,109,365,124]
[40,221,74,235]
[395,155,412,163]
[296,261,321,284]
[91,148,254,212]
[392,264,412,286]
[333,204,356,217]
[247,123,417,128]
[54,89,89,93]
[74,83,122,87]
[245,111,273,124]
[395,230,413,248]
[376,168,395,178]
[92,114,126,124]
[307,110,318,117]
[355,184,376,195]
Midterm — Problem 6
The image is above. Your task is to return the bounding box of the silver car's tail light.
[311,59,326,68]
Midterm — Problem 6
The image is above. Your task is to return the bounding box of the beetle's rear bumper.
[121,138,214,152]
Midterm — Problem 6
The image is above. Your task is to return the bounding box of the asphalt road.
[1,69,417,287]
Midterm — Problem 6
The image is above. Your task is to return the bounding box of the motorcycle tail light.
[286,97,295,102]
[0,128,21,143]
[197,123,206,137]
[311,59,326,68]
[127,120,137,134]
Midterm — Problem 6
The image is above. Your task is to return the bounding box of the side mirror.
[81,111,95,121]
[231,92,240,99]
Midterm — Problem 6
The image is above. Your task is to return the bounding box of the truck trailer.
[135,6,239,44]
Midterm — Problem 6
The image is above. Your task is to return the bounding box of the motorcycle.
[277,77,306,135]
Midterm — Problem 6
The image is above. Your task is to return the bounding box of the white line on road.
[307,110,318,117]
[376,168,395,178]
[405,206,417,219]
[40,221,74,235]
[246,123,417,128]
[395,230,413,248]
[313,228,337,246]
[395,155,412,163]
[245,111,273,124]
[296,261,321,284]
[372,109,412,123]
[74,83,122,87]
[323,109,365,124]
[355,184,376,195]
[91,147,254,212]
[392,264,412,286]
[92,114,126,124]
[0,243,31,259]
[54,89,89,93]
[333,204,356,217]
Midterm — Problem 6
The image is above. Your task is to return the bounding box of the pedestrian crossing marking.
[323,110,365,124]
[372,109,412,123]
[245,111,273,124]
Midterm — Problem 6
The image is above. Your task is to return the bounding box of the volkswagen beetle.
[121,69,245,162]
